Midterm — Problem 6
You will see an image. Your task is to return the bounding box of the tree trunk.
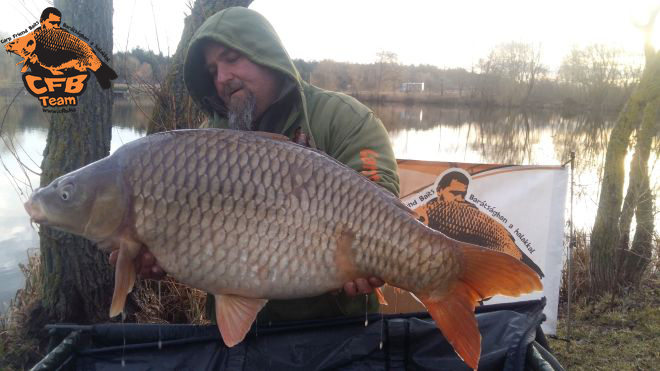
[590,11,659,294]
[38,0,115,324]
[148,0,252,134]
[618,95,659,285]
[620,7,660,287]
[589,100,639,293]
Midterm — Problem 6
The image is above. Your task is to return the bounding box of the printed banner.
[397,160,568,334]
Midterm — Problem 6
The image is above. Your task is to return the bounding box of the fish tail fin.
[417,240,543,370]
[521,252,545,278]
[93,60,118,89]
[418,285,481,370]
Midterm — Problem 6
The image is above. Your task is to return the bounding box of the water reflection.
[550,113,613,171]
[372,103,617,173]
[0,100,152,312]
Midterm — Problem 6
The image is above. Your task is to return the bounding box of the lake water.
[0,99,657,312]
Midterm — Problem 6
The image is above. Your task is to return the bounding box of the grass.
[0,252,45,370]
[548,230,660,370]
[549,277,659,370]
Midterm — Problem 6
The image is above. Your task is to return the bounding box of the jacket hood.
[184,7,304,117]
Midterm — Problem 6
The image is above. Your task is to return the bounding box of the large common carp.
[24,129,542,369]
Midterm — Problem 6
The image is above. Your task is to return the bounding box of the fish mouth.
[24,199,48,224]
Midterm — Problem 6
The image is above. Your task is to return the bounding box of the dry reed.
[131,277,210,325]
[0,250,45,369]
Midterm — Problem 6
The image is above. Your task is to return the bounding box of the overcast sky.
[2,0,658,70]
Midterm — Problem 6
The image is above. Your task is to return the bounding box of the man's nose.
[214,68,234,84]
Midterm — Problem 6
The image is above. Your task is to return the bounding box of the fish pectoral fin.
[109,241,141,318]
[419,285,482,371]
[375,287,388,305]
[215,294,267,347]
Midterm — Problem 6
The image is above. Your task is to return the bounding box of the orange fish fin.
[459,242,543,299]
[375,287,388,305]
[252,131,289,142]
[109,242,140,317]
[214,294,267,347]
[419,283,482,371]
[415,241,543,369]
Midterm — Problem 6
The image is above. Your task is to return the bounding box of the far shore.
[349,90,567,109]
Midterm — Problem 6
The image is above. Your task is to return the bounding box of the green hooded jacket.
[183,7,400,322]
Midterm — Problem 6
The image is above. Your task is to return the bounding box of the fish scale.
[26,129,543,370]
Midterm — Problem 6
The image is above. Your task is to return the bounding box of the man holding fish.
[24,7,542,369]
[111,7,400,322]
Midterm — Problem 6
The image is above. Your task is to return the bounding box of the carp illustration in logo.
[416,170,545,278]
[5,7,117,108]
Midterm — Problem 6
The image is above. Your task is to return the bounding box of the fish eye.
[60,183,74,201]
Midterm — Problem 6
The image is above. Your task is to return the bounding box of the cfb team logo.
[4,7,117,110]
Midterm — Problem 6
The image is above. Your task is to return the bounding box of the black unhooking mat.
[36,298,563,371]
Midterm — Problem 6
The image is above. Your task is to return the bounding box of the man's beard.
[227,89,257,131]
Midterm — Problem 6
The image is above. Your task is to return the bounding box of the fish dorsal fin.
[215,294,268,347]
[109,240,141,317]
[252,131,289,142]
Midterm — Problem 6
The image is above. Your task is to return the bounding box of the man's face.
[203,43,281,130]
[438,179,468,202]
[41,14,61,29]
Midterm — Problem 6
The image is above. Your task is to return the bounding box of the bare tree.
[478,42,547,107]
[148,0,253,134]
[37,0,115,326]
[558,44,627,108]
[477,51,501,105]
[375,50,399,93]
[590,7,659,293]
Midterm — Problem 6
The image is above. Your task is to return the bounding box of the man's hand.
[339,277,384,296]
[108,246,166,280]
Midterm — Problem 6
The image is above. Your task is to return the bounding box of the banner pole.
[567,151,575,351]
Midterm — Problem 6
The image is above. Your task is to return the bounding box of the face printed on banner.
[438,179,468,202]
[41,13,61,29]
